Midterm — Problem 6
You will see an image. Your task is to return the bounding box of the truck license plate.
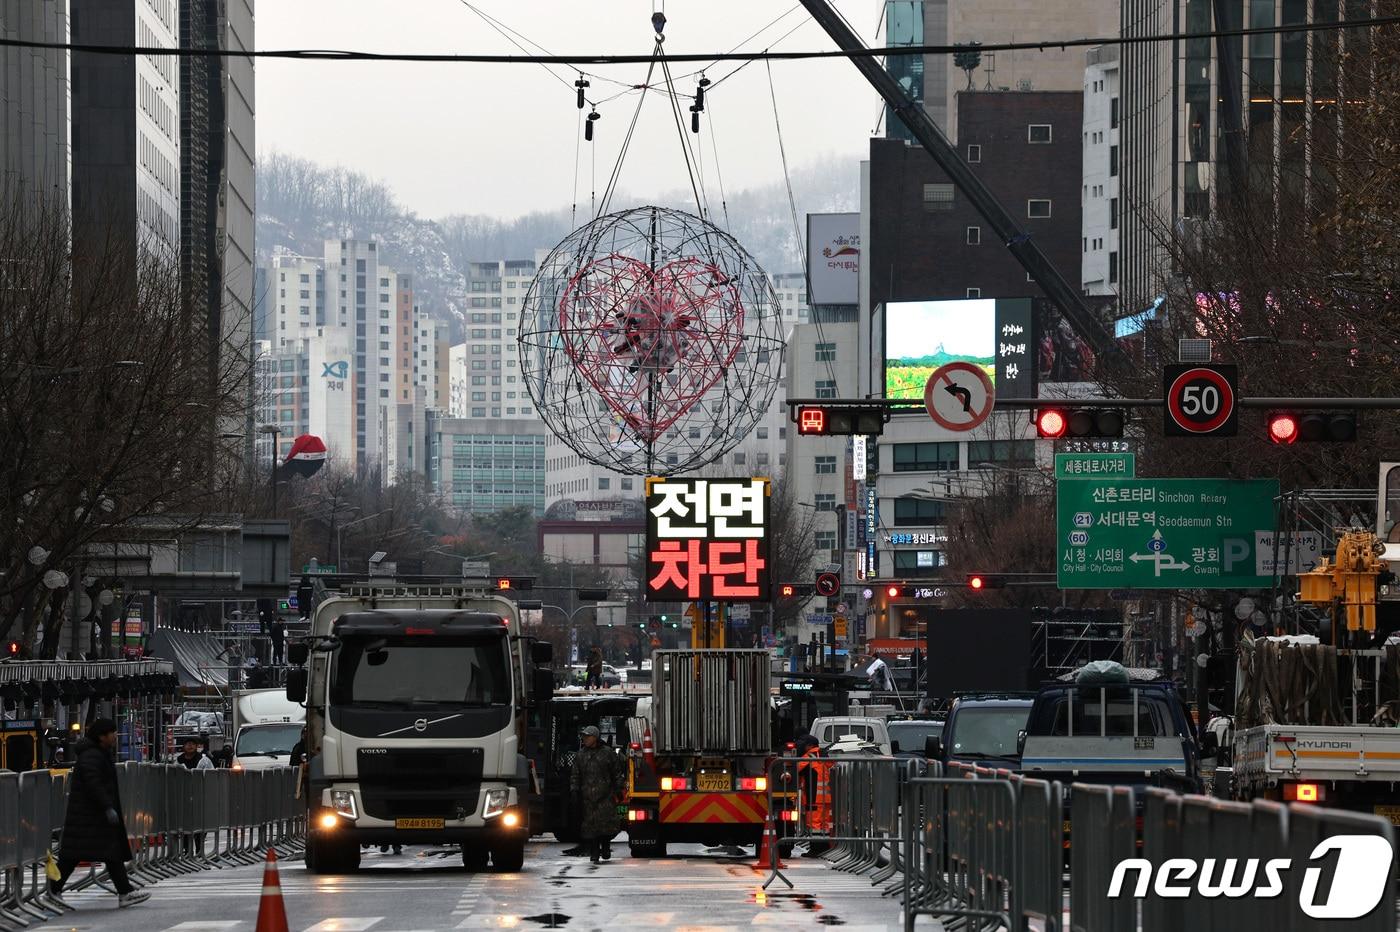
[697,773,730,792]
[1373,806,1400,826]
[395,818,444,829]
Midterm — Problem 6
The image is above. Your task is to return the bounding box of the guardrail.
[0,764,303,927]
[759,755,1399,932]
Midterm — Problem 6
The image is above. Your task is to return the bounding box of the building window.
[814,493,836,511]
[814,455,837,475]
[966,287,981,298]
[1109,145,1119,177]
[598,478,610,490]
[968,439,1036,468]
[1109,251,1119,284]
[966,226,981,246]
[1027,199,1052,218]
[621,478,634,491]
[966,144,981,163]
[1028,124,1052,143]
[1110,198,1118,230]
[1110,97,1119,129]
[814,530,837,551]
[814,379,837,399]
[814,342,836,362]
[893,498,946,526]
[922,183,954,211]
[733,452,746,466]
[892,441,959,472]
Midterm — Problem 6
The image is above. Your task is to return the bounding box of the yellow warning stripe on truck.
[1273,749,1400,760]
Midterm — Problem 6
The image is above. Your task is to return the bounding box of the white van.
[809,716,893,756]
[231,688,305,772]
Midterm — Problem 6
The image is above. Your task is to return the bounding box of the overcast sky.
[256,1,880,219]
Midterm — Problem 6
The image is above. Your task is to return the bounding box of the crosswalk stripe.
[163,924,242,931]
[301,921,384,932]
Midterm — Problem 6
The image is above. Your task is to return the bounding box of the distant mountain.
[255,152,859,341]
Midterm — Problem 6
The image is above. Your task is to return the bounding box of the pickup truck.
[1019,681,1201,793]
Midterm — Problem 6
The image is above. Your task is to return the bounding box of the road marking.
[301,920,384,932]
[614,913,677,926]
[163,924,242,931]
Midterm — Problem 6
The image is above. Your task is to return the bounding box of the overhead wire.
[659,48,707,218]
[6,14,1397,63]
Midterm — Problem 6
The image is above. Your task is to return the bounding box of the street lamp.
[258,424,282,517]
[337,509,389,570]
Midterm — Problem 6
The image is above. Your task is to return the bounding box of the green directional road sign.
[1054,452,1136,479]
[1056,478,1280,589]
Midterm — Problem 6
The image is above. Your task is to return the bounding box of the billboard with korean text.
[883,298,1036,401]
[645,477,771,602]
[807,212,860,305]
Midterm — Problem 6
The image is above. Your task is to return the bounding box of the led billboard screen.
[883,298,1037,401]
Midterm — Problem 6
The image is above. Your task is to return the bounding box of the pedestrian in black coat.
[52,719,149,907]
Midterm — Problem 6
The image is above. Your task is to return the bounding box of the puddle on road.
[816,916,846,925]
[522,913,572,928]
[750,890,822,910]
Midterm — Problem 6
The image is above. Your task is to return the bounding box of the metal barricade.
[1068,783,1135,932]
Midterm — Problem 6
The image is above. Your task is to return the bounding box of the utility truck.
[286,582,553,873]
[624,648,778,857]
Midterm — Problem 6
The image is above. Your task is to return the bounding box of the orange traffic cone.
[754,814,786,870]
[641,724,656,769]
[255,848,290,932]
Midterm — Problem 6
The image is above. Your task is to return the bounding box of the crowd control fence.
[0,764,303,928]
[760,757,1399,932]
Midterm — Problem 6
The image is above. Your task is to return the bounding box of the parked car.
[566,663,624,688]
[887,718,944,759]
[928,694,1034,770]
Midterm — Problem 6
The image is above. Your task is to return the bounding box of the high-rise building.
[72,0,181,257]
[1,1,71,203]
[884,0,1116,139]
[180,0,255,374]
[1117,0,1344,310]
[426,412,547,516]
[1081,46,1120,297]
[265,251,325,348]
[323,238,395,472]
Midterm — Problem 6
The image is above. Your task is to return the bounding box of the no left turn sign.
[924,361,995,432]
[1163,364,1238,437]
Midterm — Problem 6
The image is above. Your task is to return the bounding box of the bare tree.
[0,194,253,655]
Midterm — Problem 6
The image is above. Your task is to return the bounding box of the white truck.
[286,582,553,874]
[231,689,305,772]
[1230,640,1400,819]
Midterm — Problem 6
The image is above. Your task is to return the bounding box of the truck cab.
[1020,681,1201,793]
[287,584,551,874]
[810,716,893,756]
[231,689,304,772]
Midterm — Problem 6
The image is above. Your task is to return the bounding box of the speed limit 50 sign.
[1163,364,1238,437]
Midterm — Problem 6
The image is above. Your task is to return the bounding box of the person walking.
[269,616,286,665]
[175,739,214,770]
[51,719,149,907]
[586,646,604,691]
[569,726,624,863]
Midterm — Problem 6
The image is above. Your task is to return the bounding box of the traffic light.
[1036,407,1125,438]
[6,641,19,658]
[966,574,1007,591]
[1266,411,1356,444]
[796,405,885,437]
[577,588,609,601]
[885,584,909,599]
[496,577,535,591]
[779,584,797,598]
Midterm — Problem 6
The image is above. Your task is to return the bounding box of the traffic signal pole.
[795,0,1117,361]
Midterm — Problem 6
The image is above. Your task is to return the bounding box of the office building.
[426,411,547,516]
[322,237,395,472]
[265,251,325,348]
[1,0,71,202]
[72,0,181,256]
[883,0,1116,139]
[1081,46,1120,297]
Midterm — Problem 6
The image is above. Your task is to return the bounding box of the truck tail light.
[1284,782,1324,803]
[737,777,768,792]
[627,809,650,822]
[661,777,689,791]
[780,809,799,822]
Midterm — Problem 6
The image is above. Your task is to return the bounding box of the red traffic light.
[969,576,985,590]
[1267,412,1299,444]
[496,578,512,590]
[779,584,796,598]
[797,406,827,436]
[886,585,903,598]
[5,641,18,657]
[1036,409,1067,438]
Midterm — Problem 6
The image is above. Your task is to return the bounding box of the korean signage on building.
[884,531,948,546]
[994,298,1036,399]
[645,477,771,602]
[806,212,860,304]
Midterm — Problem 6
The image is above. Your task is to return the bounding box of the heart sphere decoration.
[519,207,786,476]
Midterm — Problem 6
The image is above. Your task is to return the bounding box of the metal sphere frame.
[519,206,787,476]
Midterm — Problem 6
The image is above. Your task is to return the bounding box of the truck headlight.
[330,790,358,820]
[483,789,510,818]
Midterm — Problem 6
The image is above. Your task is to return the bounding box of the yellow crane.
[1298,529,1388,632]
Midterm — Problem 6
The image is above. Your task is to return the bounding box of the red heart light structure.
[558,254,745,442]
[519,206,786,477]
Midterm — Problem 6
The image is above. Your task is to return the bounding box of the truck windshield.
[950,707,1029,757]
[330,634,510,707]
[889,720,942,751]
[1041,687,1178,738]
[236,723,302,757]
